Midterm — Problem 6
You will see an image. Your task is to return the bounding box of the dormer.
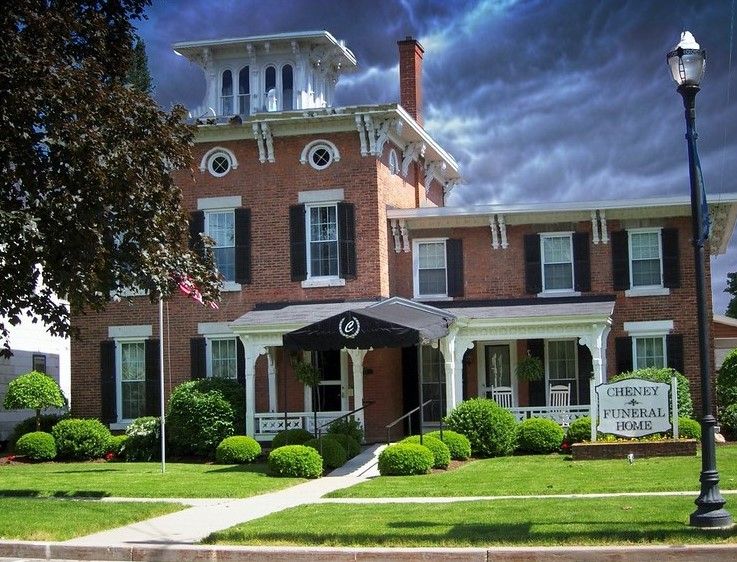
[173,31,357,120]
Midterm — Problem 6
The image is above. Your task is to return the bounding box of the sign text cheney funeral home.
[595,378,672,438]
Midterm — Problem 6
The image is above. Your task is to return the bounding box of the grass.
[0,461,303,498]
[0,498,182,541]
[204,496,737,547]
[328,444,737,498]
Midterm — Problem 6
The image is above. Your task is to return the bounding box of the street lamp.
[667,31,733,529]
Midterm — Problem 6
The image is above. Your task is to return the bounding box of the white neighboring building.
[0,315,70,444]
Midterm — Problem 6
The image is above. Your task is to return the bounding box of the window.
[207,151,232,177]
[238,66,250,115]
[629,230,662,288]
[264,66,276,111]
[414,240,447,297]
[546,339,578,405]
[32,354,47,373]
[634,336,666,369]
[206,210,235,281]
[388,148,400,175]
[221,70,233,115]
[282,65,293,110]
[541,234,573,291]
[421,345,446,422]
[300,140,340,170]
[119,341,145,421]
[209,338,237,379]
[307,204,339,278]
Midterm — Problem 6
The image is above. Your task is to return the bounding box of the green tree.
[127,38,152,93]
[726,273,737,319]
[0,1,220,356]
[3,371,67,431]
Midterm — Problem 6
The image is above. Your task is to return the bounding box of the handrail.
[317,400,375,431]
[385,399,433,445]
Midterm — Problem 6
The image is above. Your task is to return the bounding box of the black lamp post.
[667,31,733,529]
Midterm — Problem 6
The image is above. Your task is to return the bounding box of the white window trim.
[108,325,152,339]
[627,227,664,291]
[388,148,400,175]
[300,139,341,168]
[412,238,449,299]
[236,64,251,115]
[623,320,674,336]
[298,189,344,204]
[198,196,242,210]
[206,336,238,380]
[199,147,239,174]
[540,232,575,294]
[114,337,146,424]
[632,335,668,370]
[220,68,234,116]
[205,209,239,287]
[545,339,579,406]
[304,202,341,283]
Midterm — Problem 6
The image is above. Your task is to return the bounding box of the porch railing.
[508,405,589,426]
[254,411,350,438]
[385,399,433,445]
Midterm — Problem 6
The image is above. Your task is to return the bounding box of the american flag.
[177,275,218,309]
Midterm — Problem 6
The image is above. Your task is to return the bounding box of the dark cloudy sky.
[136,0,737,313]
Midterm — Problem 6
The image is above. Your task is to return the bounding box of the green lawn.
[204,496,737,547]
[328,444,737,498]
[0,461,303,498]
[0,498,182,541]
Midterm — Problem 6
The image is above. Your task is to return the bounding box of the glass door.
[313,350,344,412]
[482,344,513,402]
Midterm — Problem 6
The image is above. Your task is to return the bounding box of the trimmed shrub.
[3,371,67,432]
[326,416,363,444]
[401,435,450,469]
[268,445,323,478]
[52,418,112,460]
[123,417,160,461]
[378,443,433,476]
[566,416,594,444]
[611,368,693,419]
[107,435,128,456]
[720,403,737,438]
[304,436,348,469]
[516,417,565,454]
[444,398,517,457]
[10,413,68,451]
[329,433,361,458]
[717,348,737,408]
[15,431,56,461]
[678,417,701,441]
[215,436,262,464]
[427,430,471,460]
[167,381,234,457]
[271,428,314,449]
[185,378,245,428]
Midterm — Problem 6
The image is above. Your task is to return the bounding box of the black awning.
[282,299,454,351]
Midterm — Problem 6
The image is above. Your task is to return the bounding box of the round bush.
[52,418,112,460]
[107,435,128,456]
[678,417,701,441]
[378,443,433,476]
[401,435,450,469]
[516,417,564,454]
[566,416,594,444]
[185,378,245,428]
[123,416,160,461]
[611,368,693,419]
[329,433,360,458]
[717,348,737,408]
[215,436,262,464]
[326,416,363,444]
[720,403,737,438]
[271,428,314,449]
[15,431,56,461]
[268,445,323,478]
[304,436,347,469]
[167,381,235,458]
[427,430,471,460]
[444,398,517,457]
[10,413,68,451]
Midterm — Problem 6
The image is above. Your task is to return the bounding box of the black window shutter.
[615,336,633,374]
[289,204,307,281]
[189,211,205,255]
[234,207,252,284]
[527,339,545,406]
[662,228,680,288]
[337,202,356,279]
[190,337,207,379]
[236,338,245,385]
[524,234,542,294]
[144,339,161,416]
[611,230,630,291]
[573,232,591,292]
[100,341,116,423]
[446,239,464,297]
[666,334,684,374]
[577,342,593,404]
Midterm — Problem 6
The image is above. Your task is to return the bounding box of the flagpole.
[159,297,166,474]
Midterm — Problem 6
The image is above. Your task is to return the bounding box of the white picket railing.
[508,405,590,426]
[254,411,351,439]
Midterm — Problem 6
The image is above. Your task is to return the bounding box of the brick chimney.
[397,36,424,126]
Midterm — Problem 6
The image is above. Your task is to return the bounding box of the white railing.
[508,405,590,426]
[254,411,350,439]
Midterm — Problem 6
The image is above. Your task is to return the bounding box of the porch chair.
[490,386,514,408]
[548,384,571,426]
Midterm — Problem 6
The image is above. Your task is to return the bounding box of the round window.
[208,152,232,177]
[308,144,334,170]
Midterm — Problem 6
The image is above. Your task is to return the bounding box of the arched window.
[264,66,276,111]
[282,64,293,111]
[238,66,250,115]
[221,70,233,115]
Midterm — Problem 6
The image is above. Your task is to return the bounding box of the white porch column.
[266,347,277,412]
[579,324,611,385]
[240,337,266,437]
[346,348,369,429]
[440,329,470,414]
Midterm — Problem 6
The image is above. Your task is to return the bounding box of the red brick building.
[71,31,737,443]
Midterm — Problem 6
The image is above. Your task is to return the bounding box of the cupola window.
[264,66,277,111]
[221,70,233,115]
[282,64,294,110]
[238,66,250,115]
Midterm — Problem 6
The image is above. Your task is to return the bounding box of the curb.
[2,541,737,562]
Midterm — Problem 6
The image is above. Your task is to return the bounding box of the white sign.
[595,378,672,438]
[338,315,360,339]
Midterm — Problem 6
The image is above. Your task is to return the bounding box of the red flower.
[105,452,116,461]
[6,455,16,462]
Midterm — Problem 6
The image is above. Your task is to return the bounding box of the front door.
[480,343,515,405]
[313,349,346,412]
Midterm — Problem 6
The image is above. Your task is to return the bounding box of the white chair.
[549,384,571,426]
[490,386,514,408]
